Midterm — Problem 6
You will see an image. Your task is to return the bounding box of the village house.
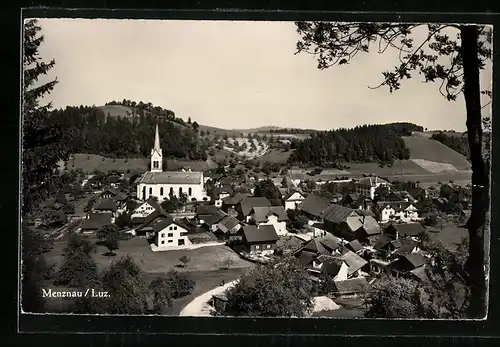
[354,176,392,200]
[249,205,289,236]
[342,193,372,211]
[294,236,342,267]
[388,190,416,203]
[297,194,332,221]
[100,187,128,207]
[93,198,119,222]
[332,277,368,297]
[409,187,431,202]
[221,193,252,217]
[131,196,162,219]
[213,215,242,242]
[195,205,227,230]
[133,209,171,237]
[375,201,420,223]
[283,189,306,210]
[242,224,279,255]
[238,196,272,222]
[384,222,426,241]
[80,212,113,234]
[136,125,209,202]
[134,210,191,249]
[306,250,368,281]
[388,253,427,278]
[211,186,234,208]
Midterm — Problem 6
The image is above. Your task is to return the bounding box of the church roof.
[138,171,202,185]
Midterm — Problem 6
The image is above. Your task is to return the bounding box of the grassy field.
[429,224,469,251]
[97,105,135,118]
[402,136,471,170]
[256,149,294,163]
[340,160,430,176]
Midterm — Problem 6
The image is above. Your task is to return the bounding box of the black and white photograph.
[21,17,492,320]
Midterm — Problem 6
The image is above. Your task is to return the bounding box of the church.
[136,124,210,202]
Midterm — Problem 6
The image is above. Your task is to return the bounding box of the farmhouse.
[242,224,279,255]
[384,223,425,241]
[136,124,209,202]
[93,198,119,222]
[376,201,420,223]
[213,215,242,242]
[134,210,191,249]
[284,190,306,210]
[298,194,332,221]
[238,196,272,222]
[131,196,162,219]
[354,176,392,200]
[80,212,113,234]
[249,205,289,236]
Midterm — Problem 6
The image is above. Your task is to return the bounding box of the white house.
[355,176,392,200]
[284,190,306,210]
[154,219,192,250]
[376,201,420,223]
[131,196,161,219]
[136,125,210,202]
[250,206,289,236]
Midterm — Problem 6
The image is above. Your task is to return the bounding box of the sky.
[34,19,492,131]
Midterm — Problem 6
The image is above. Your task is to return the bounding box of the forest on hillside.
[431,132,471,159]
[289,123,423,165]
[49,105,208,160]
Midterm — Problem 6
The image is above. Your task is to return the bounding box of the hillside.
[402,135,471,171]
[97,105,135,118]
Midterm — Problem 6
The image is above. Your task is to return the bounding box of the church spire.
[154,123,161,151]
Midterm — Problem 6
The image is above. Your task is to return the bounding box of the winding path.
[179,280,238,316]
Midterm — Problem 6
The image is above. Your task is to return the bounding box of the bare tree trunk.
[460,25,487,319]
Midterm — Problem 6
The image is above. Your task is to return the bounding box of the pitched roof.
[356,176,392,187]
[358,215,382,235]
[355,209,376,218]
[150,217,177,233]
[94,198,117,211]
[386,223,425,237]
[138,171,203,185]
[341,250,368,274]
[322,204,356,223]
[377,201,416,212]
[334,277,368,294]
[204,209,227,226]
[284,189,305,200]
[317,255,344,275]
[300,238,331,256]
[373,233,395,251]
[345,216,363,232]
[240,197,272,216]
[136,209,173,231]
[144,196,161,210]
[216,216,241,233]
[81,213,112,230]
[317,234,341,252]
[297,250,317,267]
[298,194,332,217]
[393,238,419,256]
[222,193,250,205]
[251,206,289,223]
[409,266,431,282]
[347,239,363,253]
[403,253,426,268]
[196,205,220,215]
[242,224,279,243]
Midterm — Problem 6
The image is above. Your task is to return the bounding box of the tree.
[192,121,199,133]
[97,224,120,257]
[164,270,195,299]
[218,258,313,317]
[179,255,191,268]
[295,22,491,318]
[22,19,71,214]
[115,211,131,229]
[99,256,149,314]
[147,277,173,314]
[254,179,282,200]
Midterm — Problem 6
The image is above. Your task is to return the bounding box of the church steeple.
[150,124,163,172]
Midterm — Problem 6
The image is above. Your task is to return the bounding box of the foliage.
[97,224,120,256]
[219,258,314,317]
[161,194,183,212]
[49,103,208,160]
[147,277,173,313]
[253,179,282,200]
[22,19,71,214]
[289,124,413,165]
[115,211,131,229]
[286,209,309,231]
[179,255,191,267]
[54,247,99,288]
[164,270,196,299]
[99,256,149,314]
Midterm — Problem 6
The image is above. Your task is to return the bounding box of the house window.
[153,161,159,169]
[188,187,192,196]
[169,226,173,230]
[170,187,174,195]
[168,240,173,243]
[174,226,177,230]
[161,240,165,245]
[178,239,185,246]
[149,187,152,194]
[179,187,183,195]
[168,233,173,237]
[161,233,165,238]
[255,245,260,249]
[266,244,271,249]
[160,187,164,195]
